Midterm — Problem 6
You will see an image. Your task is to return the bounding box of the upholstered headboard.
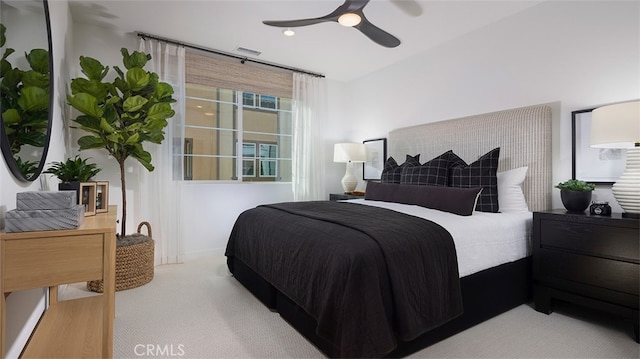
[388,104,552,211]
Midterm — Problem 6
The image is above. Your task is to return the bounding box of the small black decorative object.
[590,201,612,216]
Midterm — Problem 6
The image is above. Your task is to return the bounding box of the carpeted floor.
[62,253,639,358]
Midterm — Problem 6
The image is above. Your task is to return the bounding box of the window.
[182,49,293,182]
[182,85,292,182]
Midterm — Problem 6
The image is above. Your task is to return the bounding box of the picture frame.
[79,182,97,216]
[95,181,109,213]
[572,108,626,184]
[363,138,387,181]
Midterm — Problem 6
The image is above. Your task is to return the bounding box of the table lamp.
[333,143,366,193]
[590,100,640,218]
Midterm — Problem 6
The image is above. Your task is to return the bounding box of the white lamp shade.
[333,143,366,163]
[590,100,640,149]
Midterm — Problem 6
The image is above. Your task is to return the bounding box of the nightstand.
[329,193,365,201]
[532,210,639,342]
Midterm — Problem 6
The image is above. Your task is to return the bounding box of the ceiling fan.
[262,0,401,48]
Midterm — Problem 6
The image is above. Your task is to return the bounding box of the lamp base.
[612,147,640,217]
[341,162,358,193]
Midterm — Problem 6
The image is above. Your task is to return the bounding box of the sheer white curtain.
[138,38,185,264]
[292,73,327,201]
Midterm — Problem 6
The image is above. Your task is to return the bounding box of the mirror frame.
[0,0,54,182]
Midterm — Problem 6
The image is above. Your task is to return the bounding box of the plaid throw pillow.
[399,151,456,186]
[380,155,420,183]
[449,148,500,213]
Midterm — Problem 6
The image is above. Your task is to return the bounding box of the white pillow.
[497,166,529,213]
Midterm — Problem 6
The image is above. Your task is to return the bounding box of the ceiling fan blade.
[355,16,401,48]
[263,18,329,28]
[263,0,369,28]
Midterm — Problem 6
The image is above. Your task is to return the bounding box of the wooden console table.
[0,206,117,358]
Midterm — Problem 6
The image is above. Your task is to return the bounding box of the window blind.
[186,49,293,98]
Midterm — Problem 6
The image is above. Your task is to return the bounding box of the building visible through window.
[183,84,292,182]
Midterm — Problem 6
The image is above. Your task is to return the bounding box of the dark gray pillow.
[448,148,500,213]
[365,181,482,216]
[399,150,458,186]
[380,154,421,184]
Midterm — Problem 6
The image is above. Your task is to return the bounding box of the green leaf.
[2,108,20,124]
[18,87,49,112]
[125,133,140,144]
[26,49,49,74]
[99,118,115,133]
[123,95,148,112]
[121,48,150,69]
[21,70,49,89]
[67,93,104,118]
[130,146,154,172]
[147,102,174,120]
[70,78,107,100]
[126,68,150,91]
[79,56,109,81]
[155,82,175,101]
[72,115,101,133]
[2,47,15,61]
[77,135,106,150]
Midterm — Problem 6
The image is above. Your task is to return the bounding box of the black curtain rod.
[136,32,325,78]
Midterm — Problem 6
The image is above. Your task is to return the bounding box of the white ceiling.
[68,0,544,82]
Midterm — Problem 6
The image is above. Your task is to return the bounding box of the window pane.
[186,156,236,181]
[260,160,277,177]
[259,95,277,110]
[242,143,256,158]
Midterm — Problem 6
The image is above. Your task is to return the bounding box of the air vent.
[235,46,262,57]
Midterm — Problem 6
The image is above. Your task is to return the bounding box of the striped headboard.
[388,104,552,211]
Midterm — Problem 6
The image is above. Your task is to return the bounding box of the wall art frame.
[572,108,626,184]
[363,138,387,181]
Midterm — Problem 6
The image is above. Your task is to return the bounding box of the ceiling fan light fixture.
[338,13,361,27]
[282,28,295,37]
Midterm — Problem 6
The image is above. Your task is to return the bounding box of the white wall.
[340,1,639,210]
[1,1,72,357]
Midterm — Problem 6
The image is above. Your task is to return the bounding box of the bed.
[225,104,552,358]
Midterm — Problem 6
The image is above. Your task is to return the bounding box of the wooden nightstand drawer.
[533,210,640,342]
[539,249,639,296]
[539,220,639,262]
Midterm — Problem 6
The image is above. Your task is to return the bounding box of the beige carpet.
[62,253,639,358]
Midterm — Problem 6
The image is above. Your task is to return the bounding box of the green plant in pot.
[66,48,175,237]
[556,179,595,212]
[44,155,101,201]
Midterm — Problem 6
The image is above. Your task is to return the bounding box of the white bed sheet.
[345,199,532,277]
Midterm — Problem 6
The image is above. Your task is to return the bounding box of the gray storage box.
[16,191,77,210]
[5,205,84,233]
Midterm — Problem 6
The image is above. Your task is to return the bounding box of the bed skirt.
[228,256,532,358]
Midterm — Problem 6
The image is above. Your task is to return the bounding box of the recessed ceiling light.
[282,28,295,37]
[338,13,361,27]
[204,112,214,116]
[196,105,203,109]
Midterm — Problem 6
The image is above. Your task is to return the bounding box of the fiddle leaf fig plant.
[555,179,595,192]
[0,23,50,156]
[67,48,176,236]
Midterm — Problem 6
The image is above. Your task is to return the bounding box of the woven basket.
[87,222,154,293]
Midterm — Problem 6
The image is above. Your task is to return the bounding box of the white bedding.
[345,199,532,277]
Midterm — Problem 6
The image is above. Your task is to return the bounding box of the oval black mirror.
[0,0,53,182]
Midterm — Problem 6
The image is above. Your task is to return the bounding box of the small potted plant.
[555,179,595,212]
[44,155,101,198]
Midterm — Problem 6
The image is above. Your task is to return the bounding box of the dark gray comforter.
[225,201,462,357]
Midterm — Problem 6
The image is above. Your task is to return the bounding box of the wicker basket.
[87,222,154,293]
